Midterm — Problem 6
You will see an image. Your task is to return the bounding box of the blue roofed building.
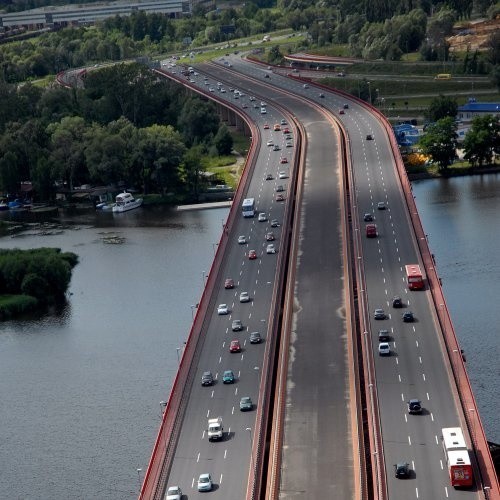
[457,101,500,123]
[393,123,422,147]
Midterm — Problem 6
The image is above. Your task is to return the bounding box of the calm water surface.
[0,206,228,499]
[0,176,498,499]
[413,174,500,443]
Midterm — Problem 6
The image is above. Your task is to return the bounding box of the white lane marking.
[202,430,206,439]
[422,373,426,381]
[211,390,214,398]
[415,340,419,348]
[404,413,408,422]
[241,354,244,361]
[440,459,444,469]
[220,473,223,485]
[197,452,200,463]
[412,460,415,471]
[232,406,234,415]
[235,387,238,395]
[395,358,399,365]
[249,313,252,319]
[224,449,228,459]
[431,412,434,422]
[413,325,416,332]
[419,356,422,364]
[238,370,241,377]
[416,487,419,498]
[219,356,222,364]
[401,393,405,401]
[192,477,195,488]
[398,374,401,382]
[445,486,449,497]
[207,409,210,418]
[426,392,430,400]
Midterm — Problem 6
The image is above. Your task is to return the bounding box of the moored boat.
[112,192,143,213]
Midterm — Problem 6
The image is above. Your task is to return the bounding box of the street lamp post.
[246,427,254,473]
[367,81,372,104]
[136,468,142,494]
[202,270,207,287]
[176,347,181,366]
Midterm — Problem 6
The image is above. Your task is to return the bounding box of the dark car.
[366,134,373,140]
[232,319,243,331]
[407,399,422,414]
[392,296,403,308]
[201,371,214,386]
[366,224,377,238]
[374,308,386,320]
[276,194,285,202]
[239,396,253,411]
[276,185,285,192]
[250,331,262,344]
[343,103,349,109]
[363,213,373,222]
[394,462,410,479]
[265,173,273,180]
[403,311,414,322]
[378,330,390,342]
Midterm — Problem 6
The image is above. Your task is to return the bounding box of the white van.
[260,107,267,114]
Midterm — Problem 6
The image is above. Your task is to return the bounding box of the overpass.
[134,57,499,499]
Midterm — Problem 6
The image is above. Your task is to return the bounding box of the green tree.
[463,114,500,167]
[177,97,219,146]
[491,64,500,92]
[427,95,458,122]
[419,117,458,170]
[214,125,233,155]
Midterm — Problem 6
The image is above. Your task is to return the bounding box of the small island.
[0,248,78,320]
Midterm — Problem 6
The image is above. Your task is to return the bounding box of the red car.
[263,123,270,129]
[339,109,345,115]
[366,224,377,238]
[230,340,241,353]
[224,278,234,289]
[280,157,288,164]
[282,128,290,134]
[248,250,257,260]
[276,194,285,202]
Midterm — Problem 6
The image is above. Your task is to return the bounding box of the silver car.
[239,291,250,302]
[266,244,276,254]
[165,486,182,500]
[238,235,247,244]
[197,473,212,492]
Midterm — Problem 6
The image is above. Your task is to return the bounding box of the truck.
[207,417,223,441]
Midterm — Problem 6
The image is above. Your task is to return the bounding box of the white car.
[266,244,276,254]
[217,304,229,315]
[249,96,256,101]
[208,87,215,92]
[258,212,267,222]
[165,485,182,500]
[266,140,274,147]
[239,291,250,302]
[220,88,226,93]
[278,171,288,179]
[261,107,267,114]
[260,101,266,106]
[280,118,287,125]
[238,235,247,244]
[378,342,390,356]
[303,83,309,89]
[197,473,212,492]
[377,201,386,210]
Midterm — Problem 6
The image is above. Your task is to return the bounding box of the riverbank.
[407,163,500,180]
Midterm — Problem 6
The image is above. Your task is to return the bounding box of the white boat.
[112,192,143,213]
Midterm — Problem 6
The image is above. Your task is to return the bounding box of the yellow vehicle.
[435,73,452,80]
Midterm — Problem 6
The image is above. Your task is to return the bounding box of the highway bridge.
[132,56,499,499]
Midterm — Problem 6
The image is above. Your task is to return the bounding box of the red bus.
[405,264,424,290]
[442,427,473,487]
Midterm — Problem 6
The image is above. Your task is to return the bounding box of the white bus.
[242,198,255,217]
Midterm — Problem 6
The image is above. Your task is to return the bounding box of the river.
[0,175,498,498]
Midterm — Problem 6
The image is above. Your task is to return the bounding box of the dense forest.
[0,63,234,200]
[1,0,499,84]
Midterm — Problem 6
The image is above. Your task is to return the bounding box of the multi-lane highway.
[144,56,489,499]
